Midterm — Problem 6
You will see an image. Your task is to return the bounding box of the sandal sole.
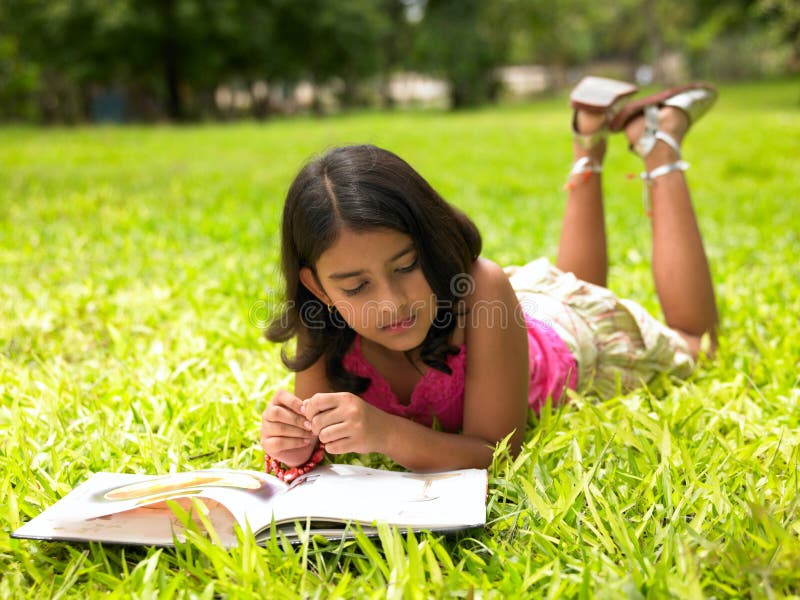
[570,76,638,112]
[609,82,717,131]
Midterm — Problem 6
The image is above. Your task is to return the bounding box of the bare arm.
[379,412,501,471]
[299,389,498,470]
[461,259,529,457]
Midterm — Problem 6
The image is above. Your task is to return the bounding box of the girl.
[260,76,719,477]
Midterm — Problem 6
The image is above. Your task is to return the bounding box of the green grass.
[1,78,799,598]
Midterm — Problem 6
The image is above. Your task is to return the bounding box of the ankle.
[573,141,606,165]
[643,141,681,171]
[572,109,608,164]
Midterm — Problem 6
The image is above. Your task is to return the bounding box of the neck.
[360,336,423,367]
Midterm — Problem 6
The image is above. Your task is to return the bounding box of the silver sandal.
[565,77,638,189]
[610,82,717,133]
[621,85,718,213]
[634,107,691,212]
[569,76,638,150]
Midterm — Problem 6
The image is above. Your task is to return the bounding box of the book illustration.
[103,471,266,502]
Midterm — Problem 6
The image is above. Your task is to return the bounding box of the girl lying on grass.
[260,77,719,479]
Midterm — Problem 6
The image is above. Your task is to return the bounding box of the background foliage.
[0,0,798,120]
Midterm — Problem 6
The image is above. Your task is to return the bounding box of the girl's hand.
[261,389,316,466]
[301,392,387,455]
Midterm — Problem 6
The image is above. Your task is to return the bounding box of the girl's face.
[300,228,436,353]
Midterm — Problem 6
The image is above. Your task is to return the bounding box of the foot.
[569,77,637,167]
[624,106,689,168]
[573,109,608,163]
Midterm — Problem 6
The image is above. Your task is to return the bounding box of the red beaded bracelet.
[265,443,326,482]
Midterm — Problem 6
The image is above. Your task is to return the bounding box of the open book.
[12,464,487,547]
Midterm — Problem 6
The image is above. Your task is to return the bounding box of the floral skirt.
[505,258,694,399]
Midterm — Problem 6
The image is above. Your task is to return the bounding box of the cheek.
[410,278,437,318]
[410,271,434,297]
[332,297,383,332]
[331,297,362,328]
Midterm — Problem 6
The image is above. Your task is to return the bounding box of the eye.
[395,257,419,274]
[342,282,367,296]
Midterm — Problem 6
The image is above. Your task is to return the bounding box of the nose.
[376,280,408,318]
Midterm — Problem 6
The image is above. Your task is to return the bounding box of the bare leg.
[625,108,719,354]
[556,111,608,286]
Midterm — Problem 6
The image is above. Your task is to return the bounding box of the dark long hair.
[267,144,482,394]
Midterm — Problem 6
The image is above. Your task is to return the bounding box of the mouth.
[380,314,417,332]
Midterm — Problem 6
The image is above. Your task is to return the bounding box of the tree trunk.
[159,0,183,121]
[163,42,183,121]
[643,0,663,83]
[379,74,395,110]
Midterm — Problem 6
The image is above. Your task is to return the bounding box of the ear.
[299,267,331,305]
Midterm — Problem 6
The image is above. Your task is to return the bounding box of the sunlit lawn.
[1,79,799,597]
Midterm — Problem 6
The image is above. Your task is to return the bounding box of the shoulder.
[465,258,515,307]
[459,257,523,338]
[447,258,514,346]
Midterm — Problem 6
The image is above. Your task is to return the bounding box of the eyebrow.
[328,245,415,280]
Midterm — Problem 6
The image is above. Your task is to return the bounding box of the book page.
[258,464,487,534]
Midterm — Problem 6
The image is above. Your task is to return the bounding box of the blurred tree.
[0,0,284,120]
[0,7,41,120]
[91,0,281,120]
[413,0,516,108]
[270,0,401,111]
[760,0,800,70]
[0,0,410,120]
[376,0,415,108]
[1,0,104,121]
[511,0,775,83]
[0,0,796,122]
[513,0,601,84]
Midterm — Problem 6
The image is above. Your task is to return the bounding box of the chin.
[387,330,430,352]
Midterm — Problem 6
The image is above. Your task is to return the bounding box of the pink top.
[342,313,577,433]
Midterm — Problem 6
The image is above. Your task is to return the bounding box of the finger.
[316,422,351,446]
[263,421,314,440]
[271,389,306,415]
[262,436,314,454]
[320,436,351,455]
[307,395,361,433]
[306,405,350,436]
[264,404,311,431]
[302,393,344,420]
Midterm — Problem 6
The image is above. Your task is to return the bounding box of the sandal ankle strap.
[571,111,609,151]
[639,159,690,214]
[564,156,602,191]
[653,131,681,156]
[641,159,689,183]
[574,128,608,151]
